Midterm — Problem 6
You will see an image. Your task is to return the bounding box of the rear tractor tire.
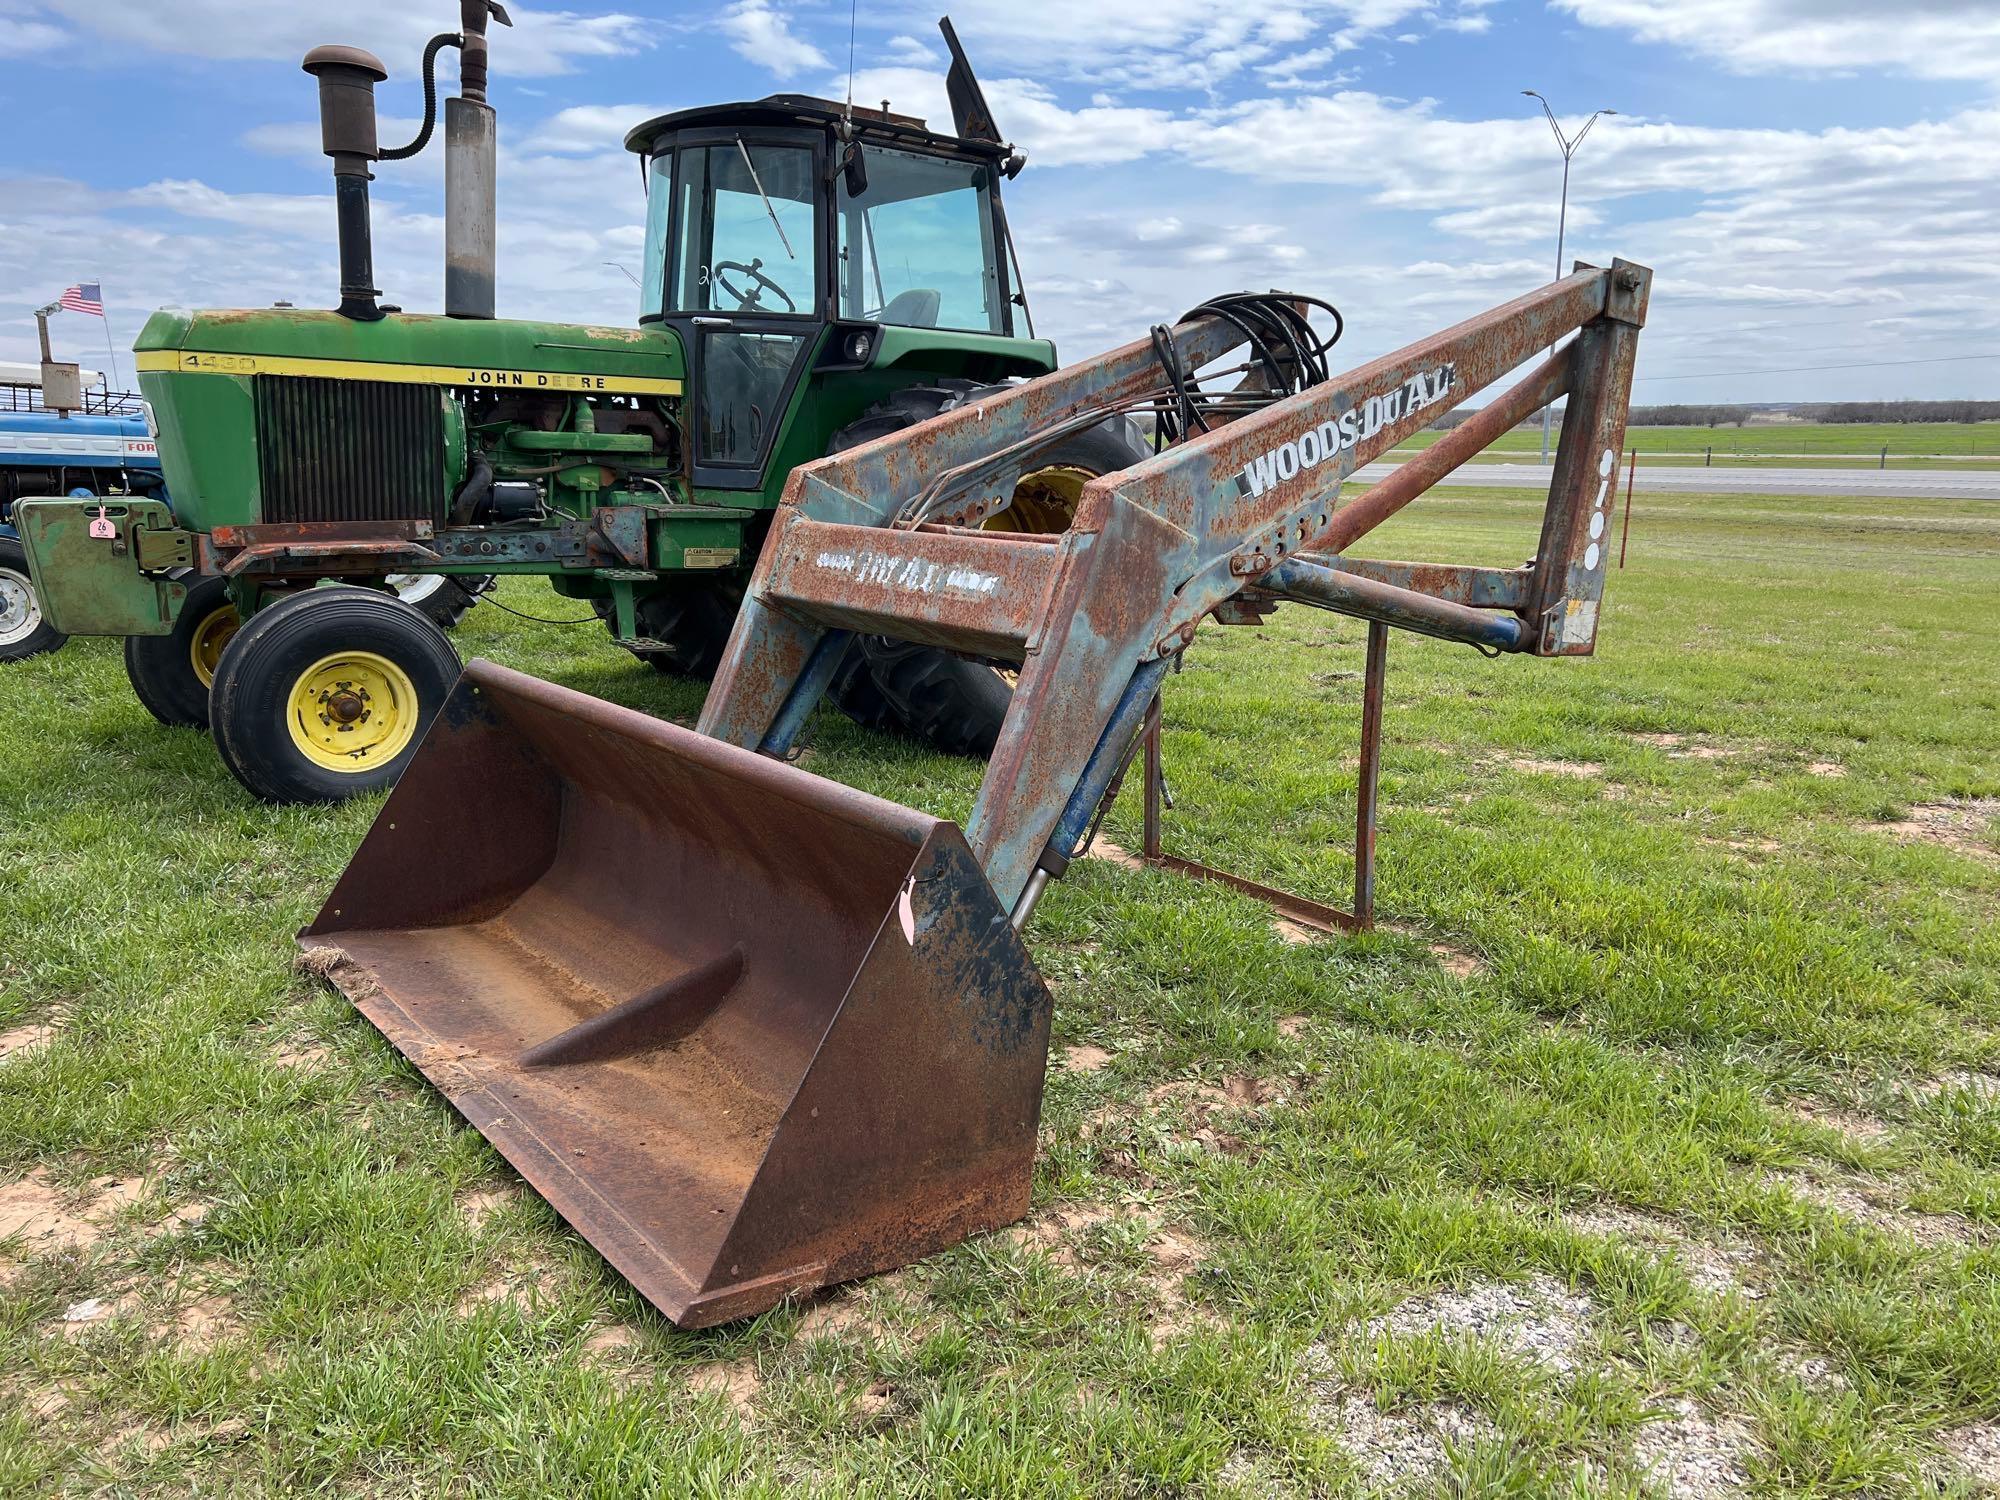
[209,587,461,805]
[826,384,1152,756]
[0,536,66,663]
[387,573,492,628]
[123,571,240,728]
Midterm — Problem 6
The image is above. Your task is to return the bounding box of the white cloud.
[25,0,649,75]
[0,15,65,52]
[876,0,1431,93]
[719,0,829,78]
[1555,0,2000,84]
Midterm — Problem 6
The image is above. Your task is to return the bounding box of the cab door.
[661,133,825,490]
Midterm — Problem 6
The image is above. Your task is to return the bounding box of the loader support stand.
[1137,619,1386,934]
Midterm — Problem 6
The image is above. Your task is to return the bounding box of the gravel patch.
[1361,1273,1600,1374]
[1631,1396,1756,1498]
[1759,1167,1974,1246]
[1566,1204,1764,1298]
[1940,1420,2000,1488]
[1307,1385,1500,1490]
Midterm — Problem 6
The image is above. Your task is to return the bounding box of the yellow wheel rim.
[187,605,241,690]
[982,464,1092,536]
[981,464,1099,686]
[285,650,421,773]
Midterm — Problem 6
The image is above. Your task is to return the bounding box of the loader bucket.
[302,659,1052,1327]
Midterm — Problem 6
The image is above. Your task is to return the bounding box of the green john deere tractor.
[17,6,1144,802]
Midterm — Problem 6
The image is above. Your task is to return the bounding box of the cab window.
[837,147,1006,334]
[668,142,817,316]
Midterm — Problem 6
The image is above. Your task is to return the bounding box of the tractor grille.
[253,376,444,525]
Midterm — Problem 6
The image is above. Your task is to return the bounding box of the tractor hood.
[134,308,684,396]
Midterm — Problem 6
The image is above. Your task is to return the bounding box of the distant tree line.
[1433,400,2000,430]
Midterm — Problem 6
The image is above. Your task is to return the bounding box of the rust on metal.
[312,260,1654,1331]
[304,660,1052,1328]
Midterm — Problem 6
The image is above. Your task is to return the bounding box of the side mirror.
[840,142,867,198]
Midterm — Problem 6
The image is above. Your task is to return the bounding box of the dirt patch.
[0,1022,55,1062]
[1787,1098,1895,1145]
[162,1293,239,1350]
[1363,1273,1600,1374]
[1086,837,1147,872]
[1805,761,1846,778]
[793,1284,908,1343]
[1631,1396,1757,1498]
[1717,835,1783,856]
[458,1186,525,1229]
[1277,1015,1311,1038]
[1868,799,2000,863]
[853,1377,897,1423]
[1141,1226,1214,1342]
[1307,1385,1501,1489]
[1759,1167,1973,1246]
[456,1250,563,1315]
[57,1291,142,1334]
[269,1038,332,1071]
[579,1323,649,1388]
[1631,733,1736,762]
[1059,1044,1114,1074]
[1271,915,1323,945]
[1487,753,1603,779]
[0,1171,145,1259]
[1941,1420,2000,1487]
[687,1356,762,1420]
[1430,943,1486,979]
[1003,1201,1130,1267]
[1147,1074,1282,1156]
[1567,1204,1763,1299]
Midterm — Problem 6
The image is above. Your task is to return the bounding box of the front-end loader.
[16,6,1142,800]
[304,238,1653,1324]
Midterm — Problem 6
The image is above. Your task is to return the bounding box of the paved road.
[1350,461,2000,500]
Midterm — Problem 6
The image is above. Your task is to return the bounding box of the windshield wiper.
[735,136,796,261]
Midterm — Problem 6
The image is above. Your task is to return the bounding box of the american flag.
[60,282,104,316]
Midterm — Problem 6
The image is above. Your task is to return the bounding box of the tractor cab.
[626,90,1036,489]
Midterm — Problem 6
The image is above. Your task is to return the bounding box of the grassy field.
[1395,421,2000,468]
[2,486,1998,1495]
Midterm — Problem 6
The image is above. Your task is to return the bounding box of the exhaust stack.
[444,0,506,319]
[302,2,511,323]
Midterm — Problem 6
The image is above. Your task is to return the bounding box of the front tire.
[209,587,460,804]
[0,536,66,663]
[123,571,239,727]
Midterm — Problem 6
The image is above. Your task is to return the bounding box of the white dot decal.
[1584,542,1602,570]
[1589,512,1605,539]
[1598,447,1617,478]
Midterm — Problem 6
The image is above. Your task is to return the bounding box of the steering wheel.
[711,258,796,313]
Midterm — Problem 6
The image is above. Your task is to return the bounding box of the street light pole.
[1522,91,1616,463]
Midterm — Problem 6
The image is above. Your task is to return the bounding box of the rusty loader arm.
[304,260,1651,1326]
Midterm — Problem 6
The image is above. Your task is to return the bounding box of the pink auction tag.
[88,506,116,540]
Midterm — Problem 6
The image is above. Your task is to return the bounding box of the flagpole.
[95,281,124,395]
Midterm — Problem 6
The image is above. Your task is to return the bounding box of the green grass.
[2,486,1997,1495]
[1395,420,2000,468]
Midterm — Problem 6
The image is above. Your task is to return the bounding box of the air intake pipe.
[302,2,511,323]
[303,45,391,321]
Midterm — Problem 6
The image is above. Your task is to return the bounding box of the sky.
[4,0,1998,406]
